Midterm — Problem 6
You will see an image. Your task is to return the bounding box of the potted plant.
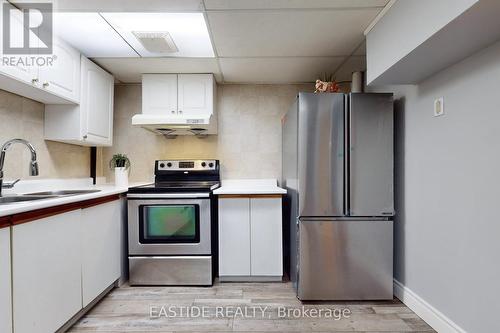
[109,153,131,187]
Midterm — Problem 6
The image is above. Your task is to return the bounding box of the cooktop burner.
[128,160,220,194]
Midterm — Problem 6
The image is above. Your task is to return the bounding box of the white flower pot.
[114,167,129,188]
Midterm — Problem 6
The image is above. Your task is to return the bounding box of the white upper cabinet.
[38,38,81,103]
[45,56,114,146]
[142,73,214,118]
[142,74,177,115]
[0,2,81,104]
[177,74,214,117]
[82,57,114,145]
[0,5,36,84]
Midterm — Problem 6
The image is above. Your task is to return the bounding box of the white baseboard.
[393,279,466,333]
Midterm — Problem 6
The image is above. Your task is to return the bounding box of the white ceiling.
[53,0,389,84]
[93,57,223,82]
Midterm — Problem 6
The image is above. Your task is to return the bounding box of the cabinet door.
[0,4,37,84]
[0,227,12,333]
[12,210,82,333]
[177,74,214,117]
[142,74,177,115]
[82,200,121,306]
[218,198,251,276]
[38,38,81,103]
[250,198,283,276]
[82,56,114,146]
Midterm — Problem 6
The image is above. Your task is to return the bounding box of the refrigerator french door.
[283,92,394,300]
[348,93,394,217]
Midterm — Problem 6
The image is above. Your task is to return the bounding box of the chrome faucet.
[0,139,39,196]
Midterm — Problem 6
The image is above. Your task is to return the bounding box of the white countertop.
[213,179,286,195]
[0,178,150,217]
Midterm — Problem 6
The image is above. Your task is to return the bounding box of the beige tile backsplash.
[102,84,313,182]
[0,89,90,181]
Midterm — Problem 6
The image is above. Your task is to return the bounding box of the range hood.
[131,114,217,136]
[132,74,217,136]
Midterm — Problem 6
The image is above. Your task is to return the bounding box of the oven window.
[139,205,200,243]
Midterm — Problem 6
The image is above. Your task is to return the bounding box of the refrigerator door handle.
[344,94,351,216]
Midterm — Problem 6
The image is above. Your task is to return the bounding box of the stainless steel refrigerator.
[282,92,394,300]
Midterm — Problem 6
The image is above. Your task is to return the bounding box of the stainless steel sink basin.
[26,189,101,196]
[0,195,55,204]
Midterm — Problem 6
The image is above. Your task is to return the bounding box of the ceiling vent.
[132,31,178,53]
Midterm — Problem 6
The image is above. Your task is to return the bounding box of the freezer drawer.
[297,219,393,300]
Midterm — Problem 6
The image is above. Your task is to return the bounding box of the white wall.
[371,39,500,332]
[101,84,313,182]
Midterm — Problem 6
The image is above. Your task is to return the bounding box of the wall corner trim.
[394,279,467,333]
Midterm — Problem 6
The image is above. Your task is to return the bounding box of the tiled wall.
[101,84,314,182]
[0,90,90,180]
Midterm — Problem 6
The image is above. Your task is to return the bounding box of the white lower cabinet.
[250,198,283,276]
[12,210,82,333]
[81,200,121,306]
[218,198,251,276]
[0,227,12,333]
[10,197,123,333]
[218,196,283,280]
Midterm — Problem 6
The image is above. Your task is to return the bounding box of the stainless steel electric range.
[127,159,220,286]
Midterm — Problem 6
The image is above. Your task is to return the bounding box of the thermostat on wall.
[434,97,444,117]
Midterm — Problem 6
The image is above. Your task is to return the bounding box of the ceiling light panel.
[53,13,138,57]
[101,13,215,57]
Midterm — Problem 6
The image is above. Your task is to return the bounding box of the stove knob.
[159,162,165,168]
[167,162,172,168]
[209,162,214,168]
[201,162,206,167]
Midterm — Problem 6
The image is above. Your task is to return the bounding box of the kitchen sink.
[0,195,56,204]
[25,189,101,196]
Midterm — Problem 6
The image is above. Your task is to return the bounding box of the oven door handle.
[127,193,210,199]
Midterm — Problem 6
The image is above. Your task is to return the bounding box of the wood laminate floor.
[68,281,435,332]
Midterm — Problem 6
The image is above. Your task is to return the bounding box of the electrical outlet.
[434,97,444,117]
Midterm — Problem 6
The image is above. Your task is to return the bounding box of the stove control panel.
[156,160,218,171]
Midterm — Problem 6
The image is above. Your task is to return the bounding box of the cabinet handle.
[31,78,39,84]
[171,110,176,114]
[42,82,49,88]
[178,110,183,114]
[83,135,88,139]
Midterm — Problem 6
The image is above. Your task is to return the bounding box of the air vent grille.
[132,31,178,53]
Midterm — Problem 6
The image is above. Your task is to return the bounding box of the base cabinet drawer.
[12,210,82,333]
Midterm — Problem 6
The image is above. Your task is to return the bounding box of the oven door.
[127,193,211,255]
